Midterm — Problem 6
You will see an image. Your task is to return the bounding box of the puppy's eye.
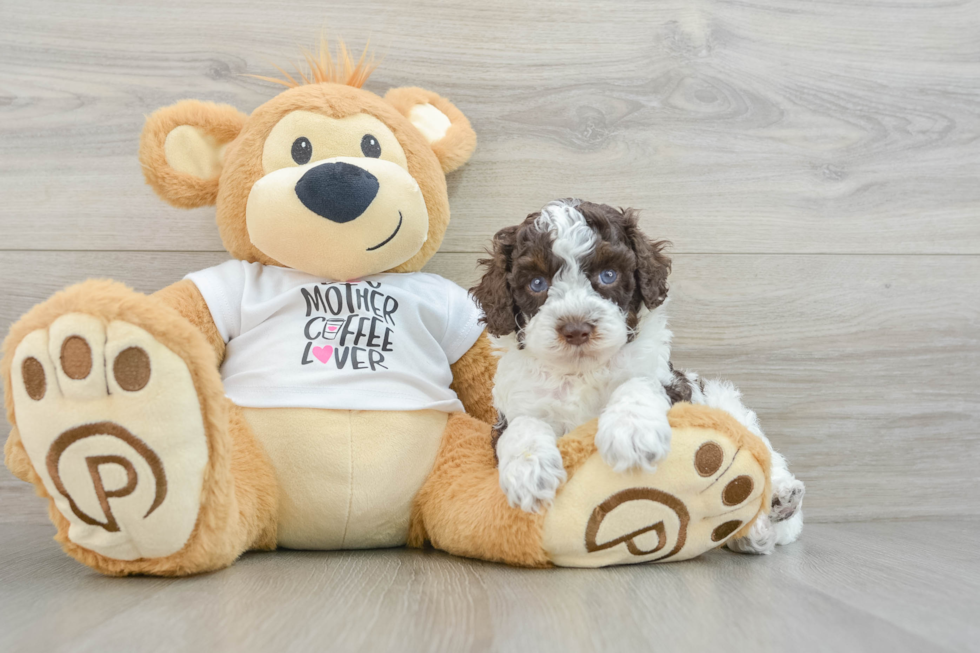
[291,137,312,165]
[598,269,618,285]
[361,134,382,158]
[528,277,550,293]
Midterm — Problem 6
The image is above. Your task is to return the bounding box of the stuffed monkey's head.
[140,80,475,280]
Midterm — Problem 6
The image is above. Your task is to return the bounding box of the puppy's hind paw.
[771,477,805,523]
[727,514,777,555]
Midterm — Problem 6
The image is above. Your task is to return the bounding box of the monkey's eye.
[361,134,382,158]
[598,269,618,285]
[291,137,312,165]
[528,277,550,293]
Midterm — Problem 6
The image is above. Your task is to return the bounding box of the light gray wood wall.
[1,0,978,525]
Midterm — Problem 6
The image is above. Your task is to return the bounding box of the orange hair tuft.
[250,36,377,89]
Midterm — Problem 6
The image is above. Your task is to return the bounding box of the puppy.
[471,199,804,554]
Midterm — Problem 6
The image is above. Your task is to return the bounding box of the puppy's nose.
[559,322,594,346]
[295,161,379,223]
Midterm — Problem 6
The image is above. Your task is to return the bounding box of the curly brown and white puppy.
[471,199,804,554]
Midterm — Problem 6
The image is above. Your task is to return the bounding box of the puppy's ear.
[385,87,476,174]
[139,100,248,208]
[471,225,519,336]
[624,208,672,309]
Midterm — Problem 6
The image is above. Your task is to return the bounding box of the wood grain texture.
[0,520,977,653]
[2,250,978,525]
[0,0,978,253]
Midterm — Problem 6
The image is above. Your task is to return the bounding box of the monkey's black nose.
[294,161,379,223]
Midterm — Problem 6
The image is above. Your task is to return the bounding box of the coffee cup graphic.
[322,318,345,341]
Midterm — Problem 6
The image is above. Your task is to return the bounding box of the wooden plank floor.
[1,520,977,653]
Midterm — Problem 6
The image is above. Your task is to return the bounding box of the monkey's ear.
[470,225,519,337]
[139,100,247,208]
[384,87,476,174]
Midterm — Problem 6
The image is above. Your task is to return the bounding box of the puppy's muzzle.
[559,321,594,346]
[295,161,379,224]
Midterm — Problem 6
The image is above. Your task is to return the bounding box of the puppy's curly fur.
[472,200,805,553]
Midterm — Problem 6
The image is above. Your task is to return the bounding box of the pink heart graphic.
[312,345,334,364]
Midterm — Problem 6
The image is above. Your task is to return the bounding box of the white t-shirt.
[185,261,484,413]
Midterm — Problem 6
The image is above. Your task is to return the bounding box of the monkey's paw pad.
[10,314,208,560]
[542,417,768,567]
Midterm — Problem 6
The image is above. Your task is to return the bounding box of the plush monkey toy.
[3,44,771,574]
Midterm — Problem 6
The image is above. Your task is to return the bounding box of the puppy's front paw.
[596,405,672,473]
[497,427,566,513]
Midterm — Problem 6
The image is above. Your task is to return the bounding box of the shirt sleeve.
[184,259,247,343]
[439,277,486,365]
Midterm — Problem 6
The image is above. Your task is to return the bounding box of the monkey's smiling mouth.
[366,211,403,251]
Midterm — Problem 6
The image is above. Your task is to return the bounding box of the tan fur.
[667,402,772,525]
[408,412,550,567]
[1,280,277,575]
[152,279,226,362]
[139,73,476,273]
[558,403,772,499]
[3,283,771,573]
[2,426,33,483]
[556,421,600,478]
[448,330,497,425]
[568,404,773,548]
[177,83,471,274]
[139,101,247,209]
[410,403,774,568]
[6,62,775,575]
[225,403,279,552]
[556,403,771,537]
[542,413,770,566]
[7,73,481,575]
[385,87,477,173]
